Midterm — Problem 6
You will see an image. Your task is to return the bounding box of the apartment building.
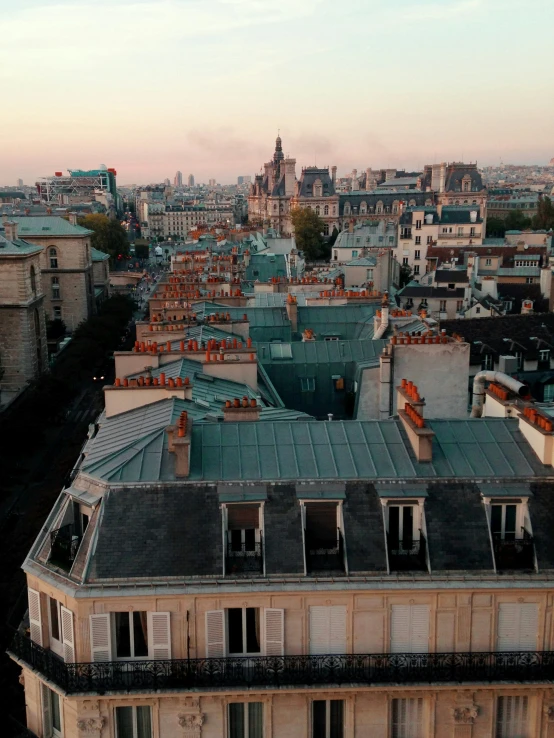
[11,360,554,738]
[3,215,95,330]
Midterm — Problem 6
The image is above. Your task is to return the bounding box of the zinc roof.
[0,234,42,256]
[91,247,110,262]
[9,216,93,237]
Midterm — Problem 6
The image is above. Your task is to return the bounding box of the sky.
[1,0,553,186]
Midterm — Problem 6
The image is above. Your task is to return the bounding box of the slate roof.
[345,256,377,267]
[444,164,484,193]
[399,285,465,299]
[296,167,335,197]
[7,216,93,237]
[439,206,482,224]
[435,270,469,284]
[245,253,288,282]
[339,191,431,216]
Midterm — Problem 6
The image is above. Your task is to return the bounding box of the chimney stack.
[286,293,298,332]
[4,221,18,241]
[223,397,260,422]
[166,411,192,477]
[68,212,78,226]
[398,400,435,462]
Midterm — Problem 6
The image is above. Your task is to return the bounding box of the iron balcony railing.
[225,540,263,576]
[49,524,81,571]
[305,530,345,574]
[492,532,535,571]
[387,533,428,572]
[9,632,554,695]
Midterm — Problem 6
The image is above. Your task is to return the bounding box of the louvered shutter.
[518,604,538,651]
[41,683,52,738]
[89,614,112,662]
[206,610,226,657]
[227,505,260,530]
[329,606,347,654]
[263,608,284,656]
[391,606,410,653]
[147,612,171,659]
[410,605,429,654]
[498,603,538,651]
[60,606,75,663]
[28,588,43,646]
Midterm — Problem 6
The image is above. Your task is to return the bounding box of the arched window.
[49,247,58,269]
[376,201,383,214]
[392,201,399,214]
[315,206,320,215]
[360,201,367,215]
[324,205,329,215]
[344,203,351,216]
[409,199,416,207]
[30,265,37,295]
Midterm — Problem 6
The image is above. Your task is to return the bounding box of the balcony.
[225,540,263,576]
[387,534,427,572]
[493,533,535,571]
[9,632,554,695]
[305,531,345,574]
[49,524,81,571]
[437,232,481,240]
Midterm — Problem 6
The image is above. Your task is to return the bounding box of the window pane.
[51,690,61,732]
[491,505,502,535]
[312,701,326,738]
[330,700,344,738]
[248,703,263,738]
[229,703,245,738]
[136,706,152,738]
[505,505,517,539]
[246,608,261,653]
[244,529,256,551]
[402,506,414,546]
[116,706,134,738]
[133,612,148,657]
[228,609,244,654]
[389,507,400,546]
[115,612,131,658]
[50,598,60,641]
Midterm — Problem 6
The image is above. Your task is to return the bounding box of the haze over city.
[2,0,554,185]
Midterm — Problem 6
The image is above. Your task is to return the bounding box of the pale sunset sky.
[1,0,553,185]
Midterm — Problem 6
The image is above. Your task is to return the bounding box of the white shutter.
[28,588,43,646]
[89,614,112,662]
[147,612,171,660]
[392,698,423,738]
[410,605,429,654]
[41,683,52,738]
[498,603,538,651]
[497,696,529,738]
[391,606,410,653]
[263,608,284,656]
[60,606,75,663]
[391,605,429,654]
[309,606,346,655]
[206,610,226,657]
[329,605,347,654]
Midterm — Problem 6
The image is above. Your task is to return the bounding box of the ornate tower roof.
[273,135,284,165]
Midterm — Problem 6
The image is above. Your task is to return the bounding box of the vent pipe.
[470,371,527,418]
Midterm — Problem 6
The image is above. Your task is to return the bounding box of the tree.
[504,210,532,231]
[486,217,506,238]
[532,196,554,230]
[78,214,129,260]
[328,226,339,247]
[399,264,413,288]
[46,318,67,341]
[290,207,327,260]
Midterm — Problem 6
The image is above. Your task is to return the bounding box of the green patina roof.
[10,216,93,237]
[91,247,110,261]
[0,234,42,256]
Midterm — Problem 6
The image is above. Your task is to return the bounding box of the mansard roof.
[297,167,335,197]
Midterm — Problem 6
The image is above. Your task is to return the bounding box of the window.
[470,227,476,237]
[309,605,347,654]
[51,277,61,300]
[515,351,524,370]
[225,504,262,575]
[324,205,329,215]
[114,612,149,658]
[485,258,492,266]
[315,206,320,215]
[515,260,533,267]
[544,383,554,402]
[228,703,263,738]
[496,696,528,738]
[351,250,358,258]
[228,608,261,654]
[42,684,62,738]
[312,700,344,738]
[391,605,429,653]
[426,235,432,244]
[301,377,316,392]
[414,250,420,260]
[415,236,421,245]
[389,235,394,244]
[439,300,447,311]
[415,220,422,230]
[53,306,62,319]
[448,283,456,290]
[323,224,329,236]
[392,698,423,738]
[497,603,538,651]
[115,706,152,738]
[482,353,494,370]
[30,265,37,295]
[49,597,63,658]
[413,265,420,275]
[49,247,58,269]
[366,268,374,280]
[269,343,292,360]
[457,227,464,236]
[388,504,418,550]
[539,349,550,368]
[526,277,534,284]
[491,502,520,541]
[402,257,409,266]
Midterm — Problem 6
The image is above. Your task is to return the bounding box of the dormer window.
[485,495,534,571]
[302,501,345,574]
[385,500,427,572]
[224,504,263,575]
[539,349,550,368]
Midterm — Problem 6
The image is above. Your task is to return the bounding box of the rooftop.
[5,216,93,237]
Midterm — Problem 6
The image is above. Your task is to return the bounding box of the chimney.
[331,166,337,185]
[166,411,192,477]
[302,328,316,342]
[4,221,18,241]
[223,397,261,422]
[518,406,554,464]
[396,379,425,415]
[398,403,435,462]
[286,293,298,332]
[68,212,78,226]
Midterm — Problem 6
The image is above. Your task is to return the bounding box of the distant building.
[164,178,171,186]
[188,173,195,187]
[36,168,122,216]
[16,178,23,187]
[237,175,251,185]
[173,171,183,187]
[208,178,216,187]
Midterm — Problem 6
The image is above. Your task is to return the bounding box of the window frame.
[114,705,153,738]
[49,247,58,269]
[227,607,261,656]
[48,596,64,658]
[112,611,149,660]
[43,683,63,738]
[227,702,264,738]
[312,699,344,738]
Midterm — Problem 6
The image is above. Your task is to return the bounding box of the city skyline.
[1,0,554,186]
